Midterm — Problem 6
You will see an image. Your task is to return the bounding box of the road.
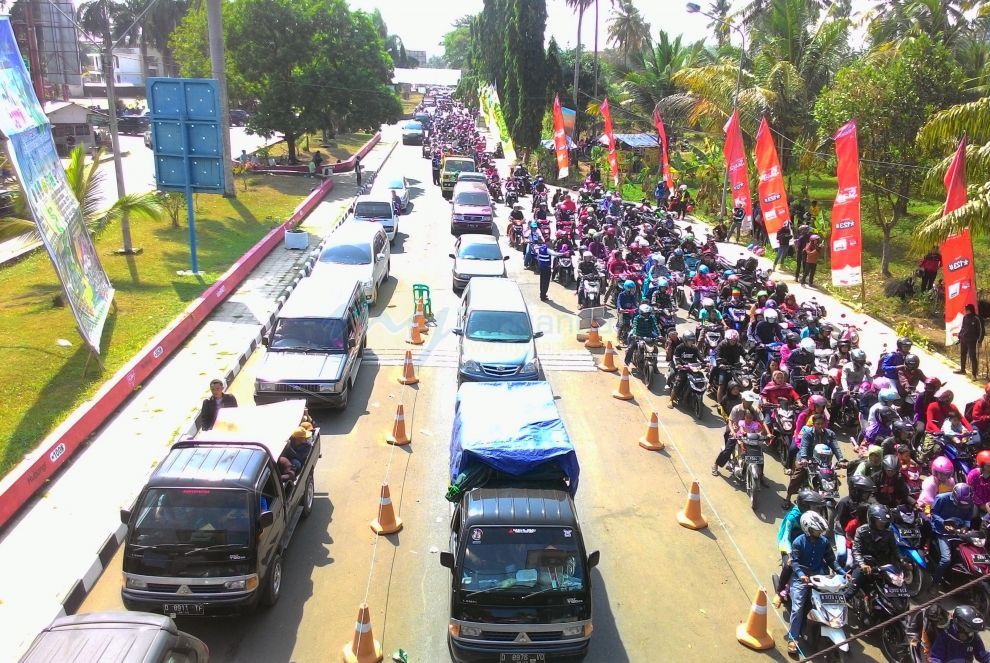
[81,127,882,661]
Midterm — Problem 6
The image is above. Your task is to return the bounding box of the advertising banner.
[652,109,674,192]
[940,138,976,346]
[754,116,791,248]
[561,106,576,138]
[600,98,619,185]
[552,95,569,179]
[722,110,752,232]
[829,120,863,287]
[0,18,113,352]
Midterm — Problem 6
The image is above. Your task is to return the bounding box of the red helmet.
[978,450,990,467]
[606,227,617,236]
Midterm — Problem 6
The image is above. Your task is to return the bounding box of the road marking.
[365,349,596,372]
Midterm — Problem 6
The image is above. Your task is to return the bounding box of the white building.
[82,45,163,94]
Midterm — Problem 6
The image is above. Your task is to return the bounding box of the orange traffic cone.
[406,319,424,345]
[385,404,410,446]
[676,481,708,530]
[612,366,634,401]
[342,603,384,663]
[598,342,618,372]
[736,588,775,651]
[398,350,419,385]
[639,412,665,451]
[584,320,604,349]
[414,298,428,333]
[370,483,403,535]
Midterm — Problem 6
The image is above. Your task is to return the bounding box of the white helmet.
[813,443,834,466]
[764,309,779,323]
[800,511,828,536]
[799,338,816,353]
[639,303,653,315]
[702,297,715,308]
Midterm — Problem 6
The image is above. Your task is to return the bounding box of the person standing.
[354,156,363,188]
[728,203,745,243]
[198,378,238,431]
[536,242,560,301]
[919,249,942,292]
[431,150,442,186]
[957,304,985,378]
[793,224,811,282]
[773,221,793,271]
[802,235,821,287]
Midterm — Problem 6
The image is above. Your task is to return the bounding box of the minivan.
[454,278,542,384]
[351,195,397,243]
[254,277,368,410]
[450,181,494,236]
[311,221,390,303]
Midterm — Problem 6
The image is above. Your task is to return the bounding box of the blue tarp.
[597,133,661,149]
[450,381,580,495]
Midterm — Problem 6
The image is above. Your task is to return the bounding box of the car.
[453,278,543,384]
[351,194,397,243]
[116,114,148,135]
[449,234,509,291]
[401,121,424,145]
[310,222,390,303]
[142,129,152,149]
[455,171,488,185]
[385,177,410,212]
[229,109,249,126]
[440,156,476,198]
[450,181,494,235]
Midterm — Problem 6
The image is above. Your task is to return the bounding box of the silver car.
[449,234,508,291]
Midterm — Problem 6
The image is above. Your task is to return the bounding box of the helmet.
[924,377,943,391]
[764,309,779,323]
[728,274,740,283]
[904,354,920,370]
[882,454,899,474]
[896,336,913,352]
[699,265,709,274]
[937,389,954,403]
[623,280,636,290]
[757,290,768,298]
[606,227,617,236]
[954,605,987,637]
[892,420,913,440]
[587,229,598,238]
[977,450,990,467]
[629,241,640,250]
[810,394,827,409]
[813,443,834,465]
[654,253,666,266]
[727,380,741,393]
[682,331,696,343]
[674,248,683,257]
[848,474,877,501]
[879,388,899,404]
[702,297,715,308]
[952,483,974,507]
[851,349,867,364]
[837,338,851,349]
[868,503,892,531]
[796,488,826,513]
[799,338,816,352]
[766,300,778,311]
[656,277,669,288]
[731,288,742,296]
[867,444,883,460]
[723,269,734,277]
[877,406,897,425]
[725,329,740,342]
[530,221,538,228]
[786,332,800,344]
[931,456,954,478]
[582,250,593,259]
[800,511,828,536]
[639,303,653,315]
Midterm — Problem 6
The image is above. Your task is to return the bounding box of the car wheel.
[357,336,366,358]
[261,554,282,607]
[301,474,315,519]
[335,379,351,411]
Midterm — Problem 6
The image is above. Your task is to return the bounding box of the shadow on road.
[585,567,630,663]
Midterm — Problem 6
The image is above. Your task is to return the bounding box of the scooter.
[767,398,797,465]
[934,521,990,617]
[849,564,910,663]
[553,251,573,287]
[803,573,853,661]
[632,337,660,389]
[577,274,602,309]
[890,505,927,597]
[680,362,708,420]
[727,433,767,510]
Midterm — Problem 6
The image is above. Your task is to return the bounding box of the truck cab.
[120,401,320,617]
[441,156,477,199]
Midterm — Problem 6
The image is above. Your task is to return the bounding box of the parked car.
[116,114,148,135]
[450,234,508,291]
[229,109,249,126]
[401,121,424,145]
[310,222,390,303]
[385,177,410,212]
[351,194,397,243]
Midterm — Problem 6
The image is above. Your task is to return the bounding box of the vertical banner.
[600,97,619,185]
[940,138,976,346]
[829,120,863,287]
[551,95,569,179]
[754,116,791,248]
[561,106,576,138]
[652,109,674,191]
[723,110,752,232]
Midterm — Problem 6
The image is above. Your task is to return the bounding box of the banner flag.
[652,109,674,192]
[561,106,576,138]
[723,110,752,232]
[551,95,569,179]
[829,120,863,287]
[600,98,619,185]
[754,116,791,248]
[940,137,976,346]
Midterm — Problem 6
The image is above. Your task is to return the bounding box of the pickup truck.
[120,400,320,617]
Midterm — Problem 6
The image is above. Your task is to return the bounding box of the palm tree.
[607,0,651,66]
[617,31,704,118]
[565,0,595,111]
[143,0,191,77]
[706,0,732,48]
[867,0,973,49]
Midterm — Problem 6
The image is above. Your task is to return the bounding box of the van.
[453,277,542,384]
[450,181,494,236]
[311,221,390,303]
[351,195,397,243]
[441,156,476,198]
[254,277,368,410]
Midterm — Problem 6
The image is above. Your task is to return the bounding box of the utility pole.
[23,0,45,102]
[206,0,235,197]
[103,3,137,254]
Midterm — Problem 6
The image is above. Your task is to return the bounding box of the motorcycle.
[934,521,990,617]
[632,337,660,389]
[890,505,927,597]
[678,362,708,420]
[937,430,982,484]
[553,251,573,287]
[577,274,603,309]
[504,183,519,207]
[727,433,767,510]
[699,323,724,360]
[803,573,854,661]
[766,397,797,464]
[508,221,524,250]
[806,458,846,527]
[849,564,910,663]
[616,308,637,346]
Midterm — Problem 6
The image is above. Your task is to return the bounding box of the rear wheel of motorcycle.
[693,393,704,420]
[879,622,908,663]
[644,361,654,390]
[747,469,759,511]
[962,583,990,619]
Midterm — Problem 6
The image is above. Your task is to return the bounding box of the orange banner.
[601,98,618,185]
[940,138,976,346]
[723,110,752,231]
[754,116,790,248]
[653,109,674,191]
[829,120,862,287]
[552,95,569,179]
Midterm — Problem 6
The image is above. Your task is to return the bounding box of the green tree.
[607,0,651,66]
[706,0,732,48]
[545,37,564,104]
[565,0,594,111]
[442,15,473,69]
[617,31,703,119]
[506,0,547,151]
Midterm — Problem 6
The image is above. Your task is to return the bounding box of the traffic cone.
[342,603,384,663]
[370,483,403,535]
[598,342,618,372]
[736,588,775,651]
[639,412,665,451]
[676,481,708,530]
[414,299,428,333]
[405,319,424,345]
[398,350,419,385]
[584,320,604,349]
[612,366,634,401]
[385,404,410,446]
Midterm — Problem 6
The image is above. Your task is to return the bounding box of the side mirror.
[587,550,600,569]
[533,331,544,339]
[347,205,354,214]
[503,255,510,261]
[449,253,456,259]
[452,328,463,336]
[348,338,357,348]
[119,508,131,525]
[261,334,270,347]
[440,551,455,569]
[259,510,275,530]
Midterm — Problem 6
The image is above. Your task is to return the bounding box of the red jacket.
[972,396,990,429]
[761,383,800,405]
[925,401,971,434]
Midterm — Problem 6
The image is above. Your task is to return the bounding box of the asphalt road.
[82,125,882,661]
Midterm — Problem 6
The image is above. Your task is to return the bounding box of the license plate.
[745,454,764,463]
[162,603,204,616]
[973,554,989,564]
[819,593,845,604]
[500,655,545,663]
[883,586,910,597]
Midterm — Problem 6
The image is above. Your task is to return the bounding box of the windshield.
[387,179,405,190]
[354,201,393,218]
[459,527,585,596]
[404,122,423,130]
[459,241,501,260]
[455,191,490,207]
[132,488,251,547]
[445,159,475,173]
[319,243,371,265]
[270,317,347,352]
[465,310,532,342]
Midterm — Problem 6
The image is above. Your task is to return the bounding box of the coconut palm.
[565,0,595,111]
[867,0,974,50]
[607,0,651,66]
[617,31,704,118]
[706,0,733,48]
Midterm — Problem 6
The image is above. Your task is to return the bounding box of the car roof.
[458,234,498,247]
[354,194,392,205]
[148,445,268,490]
[465,277,526,311]
[278,277,361,319]
[20,612,179,663]
[456,172,487,180]
[453,181,489,193]
[386,178,405,188]
[462,487,578,529]
[328,220,385,244]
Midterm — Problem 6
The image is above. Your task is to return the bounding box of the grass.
[0,176,316,478]
[401,91,424,116]
[265,131,374,164]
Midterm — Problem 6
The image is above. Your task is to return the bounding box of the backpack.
[874,350,892,378]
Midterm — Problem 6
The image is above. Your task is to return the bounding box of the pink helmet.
[872,377,893,391]
[931,456,953,477]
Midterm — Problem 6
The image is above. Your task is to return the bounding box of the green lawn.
[401,91,424,116]
[0,176,316,477]
[264,131,374,164]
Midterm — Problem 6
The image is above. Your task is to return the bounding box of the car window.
[387,179,405,190]
[373,234,384,256]
[269,318,347,352]
[320,243,371,265]
[455,191,490,207]
[260,469,281,513]
[354,201,393,218]
[459,242,501,260]
[465,311,532,342]
[444,160,475,173]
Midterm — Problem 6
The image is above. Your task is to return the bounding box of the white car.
[385,177,409,212]
[310,222,390,303]
[351,194,397,243]
[450,234,508,291]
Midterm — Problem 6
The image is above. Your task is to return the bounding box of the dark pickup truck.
[120,401,320,617]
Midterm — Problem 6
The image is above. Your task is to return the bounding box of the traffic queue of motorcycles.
[420,97,990,662]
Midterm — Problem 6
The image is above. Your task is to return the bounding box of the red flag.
[601,98,619,185]
[754,116,791,248]
[830,120,863,287]
[940,138,976,345]
[551,95,569,179]
[653,109,674,191]
[723,110,752,232]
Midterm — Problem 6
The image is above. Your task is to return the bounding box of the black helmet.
[849,474,876,501]
[904,353,920,370]
[786,331,800,344]
[882,454,899,475]
[896,336,913,352]
[867,503,891,530]
[892,419,913,440]
[954,605,987,638]
[877,406,897,425]
[682,331,696,343]
[797,487,826,513]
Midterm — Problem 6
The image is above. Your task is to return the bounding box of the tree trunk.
[572,7,584,114]
[592,0,599,100]
[881,225,893,277]
[285,131,296,163]
[895,176,911,218]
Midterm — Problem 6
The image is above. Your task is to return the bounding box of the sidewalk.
[0,139,396,662]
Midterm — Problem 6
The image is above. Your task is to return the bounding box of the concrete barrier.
[0,131,382,529]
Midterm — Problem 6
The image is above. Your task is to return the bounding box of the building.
[405,49,426,68]
[81,45,164,98]
[8,0,84,100]
[44,100,96,155]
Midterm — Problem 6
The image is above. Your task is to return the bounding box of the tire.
[693,392,704,420]
[879,622,908,663]
[645,361,655,390]
[903,559,925,598]
[963,583,990,618]
[301,474,315,519]
[334,379,351,411]
[748,467,759,511]
[260,554,282,607]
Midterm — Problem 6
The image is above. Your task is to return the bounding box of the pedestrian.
[794,224,811,282]
[238,149,248,165]
[801,235,821,287]
[919,248,942,292]
[312,150,324,170]
[198,378,238,431]
[654,179,668,209]
[728,203,745,243]
[752,206,766,244]
[957,304,985,379]
[536,242,559,301]
[354,156,362,187]
[431,150,442,186]
[773,221,793,271]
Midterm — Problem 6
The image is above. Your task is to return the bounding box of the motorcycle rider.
[832,474,878,553]
[689,265,717,317]
[752,308,785,345]
[854,444,885,479]
[761,370,801,405]
[667,247,686,273]
[712,329,746,405]
[923,389,974,461]
[786,337,818,393]
[779,331,801,370]
[786,511,848,654]
[870,454,913,508]
[850,504,906,597]
[785,415,845,507]
[920,456,960,511]
[650,277,675,311]
[624,304,660,370]
[615,280,639,345]
[930,483,979,588]
[967,451,990,517]
[713,398,766,476]
[896,354,926,397]
[970,384,990,441]
[606,249,628,281]
[668,331,704,407]
[523,221,543,268]
[881,337,914,381]
[773,488,828,607]
[929,605,990,663]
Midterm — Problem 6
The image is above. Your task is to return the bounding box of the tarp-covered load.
[448,382,579,499]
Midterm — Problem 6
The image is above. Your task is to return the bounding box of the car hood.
[454,258,504,277]
[257,351,346,382]
[453,204,493,217]
[310,262,374,284]
[461,337,534,364]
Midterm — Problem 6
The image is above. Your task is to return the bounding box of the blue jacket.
[930,624,990,663]
[616,290,638,311]
[790,533,843,579]
[798,427,844,462]
[881,351,905,381]
[930,492,978,536]
[777,506,802,554]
